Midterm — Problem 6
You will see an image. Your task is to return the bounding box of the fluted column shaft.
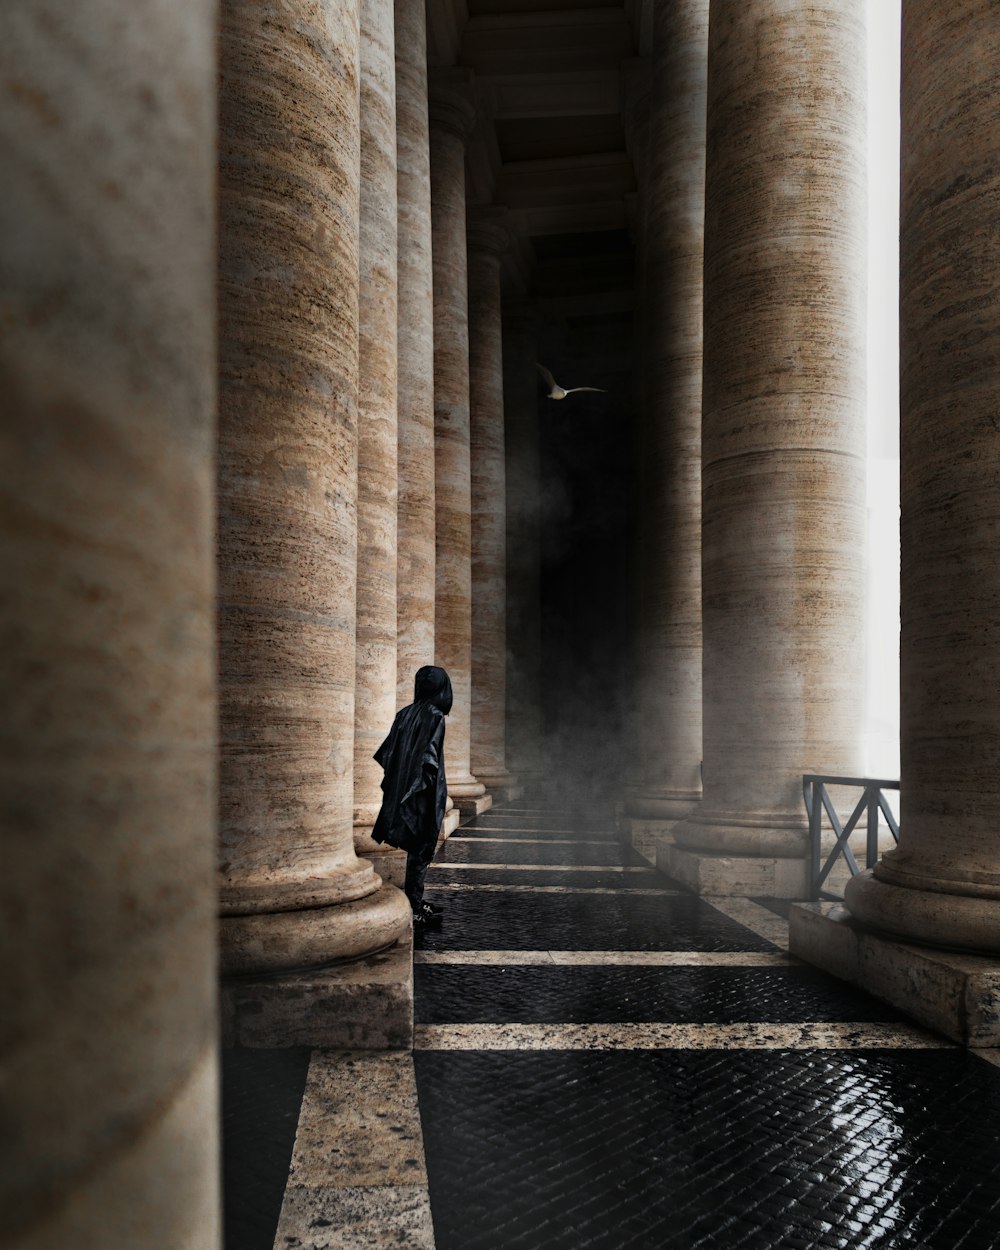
[846,0,1000,952]
[429,79,484,798]
[394,0,436,706]
[217,0,409,974]
[673,0,867,862]
[353,0,399,834]
[629,0,708,822]
[468,215,514,789]
[1,3,219,1244]
[504,304,544,788]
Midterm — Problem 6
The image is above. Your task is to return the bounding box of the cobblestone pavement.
[413,802,1000,1250]
[220,802,1000,1249]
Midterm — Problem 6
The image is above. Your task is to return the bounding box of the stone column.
[217,0,409,980]
[504,302,545,792]
[394,0,437,707]
[429,70,489,814]
[627,0,708,830]
[468,209,517,796]
[844,0,1000,955]
[1,3,219,1245]
[353,0,399,856]
[665,0,867,898]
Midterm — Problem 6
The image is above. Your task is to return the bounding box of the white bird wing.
[535,361,559,390]
[563,386,606,394]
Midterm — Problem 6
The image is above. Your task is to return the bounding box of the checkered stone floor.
[220,800,1000,1250]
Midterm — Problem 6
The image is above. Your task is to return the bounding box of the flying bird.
[535,362,606,400]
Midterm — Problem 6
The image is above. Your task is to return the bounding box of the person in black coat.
[371,665,452,927]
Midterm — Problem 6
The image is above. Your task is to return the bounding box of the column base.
[659,844,809,898]
[441,807,462,837]
[626,789,701,822]
[789,902,1000,1047]
[221,927,413,1048]
[220,882,412,975]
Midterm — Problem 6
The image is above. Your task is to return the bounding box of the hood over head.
[413,665,453,714]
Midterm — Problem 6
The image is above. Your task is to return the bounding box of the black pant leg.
[404,834,438,909]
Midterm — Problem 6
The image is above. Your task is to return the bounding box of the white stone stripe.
[706,897,790,952]
[448,836,617,845]
[427,863,651,873]
[273,1050,435,1249]
[413,1022,952,1051]
[414,950,796,967]
[424,882,678,895]
[469,825,616,835]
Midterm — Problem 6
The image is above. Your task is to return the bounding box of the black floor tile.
[414,965,909,1026]
[414,1048,1000,1250]
[426,866,666,888]
[414,888,778,952]
[221,1047,311,1250]
[438,839,638,866]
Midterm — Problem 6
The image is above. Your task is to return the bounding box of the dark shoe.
[423,899,444,916]
[412,901,442,927]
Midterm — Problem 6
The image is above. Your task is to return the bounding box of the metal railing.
[802,774,900,901]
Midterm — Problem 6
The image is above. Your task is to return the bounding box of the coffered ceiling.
[426,0,650,313]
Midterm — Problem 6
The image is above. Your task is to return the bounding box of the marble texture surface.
[273,1050,434,1248]
[287,1052,427,1188]
[414,1021,952,1051]
[274,1184,435,1250]
[843,0,1000,954]
[425,883,680,895]
[394,0,437,705]
[673,0,867,871]
[354,0,399,836]
[467,210,514,791]
[629,0,707,824]
[429,70,484,801]
[0,3,219,1244]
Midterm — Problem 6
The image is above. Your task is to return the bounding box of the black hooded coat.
[370,666,452,853]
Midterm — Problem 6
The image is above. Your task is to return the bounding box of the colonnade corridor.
[222,799,1000,1250]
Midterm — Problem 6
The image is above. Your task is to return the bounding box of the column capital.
[428,66,477,141]
[466,205,510,260]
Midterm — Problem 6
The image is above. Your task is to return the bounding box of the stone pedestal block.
[790,904,1000,1048]
[222,930,414,1049]
[661,845,810,899]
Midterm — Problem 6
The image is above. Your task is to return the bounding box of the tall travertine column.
[353,0,399,843]
[667,0,867,897]
[1,3,219,1245]
[628,0,708,825]
[218,0,409,974]
[468,210,516,794]
[504,302,544,791]
[394,0,437,707]
[429,71,488,809]
[845,0,1000,952]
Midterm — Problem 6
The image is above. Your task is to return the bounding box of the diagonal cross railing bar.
[802,774,900,901]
